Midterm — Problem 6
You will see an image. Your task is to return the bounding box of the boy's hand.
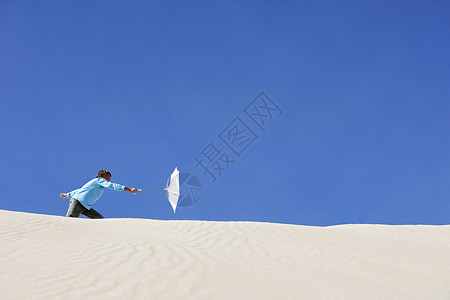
[60,193,68,199]
[125,187,138,194]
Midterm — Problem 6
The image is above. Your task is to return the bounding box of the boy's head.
[97,170,112,181]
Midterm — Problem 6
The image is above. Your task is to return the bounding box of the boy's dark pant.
[66,198,104,219]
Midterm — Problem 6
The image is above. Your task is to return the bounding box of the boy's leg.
[66,198,85,218]
[82,208,104,219]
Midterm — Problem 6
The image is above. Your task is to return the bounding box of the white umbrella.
[138,167,180,213]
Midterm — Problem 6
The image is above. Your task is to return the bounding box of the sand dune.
[0,209,449,300]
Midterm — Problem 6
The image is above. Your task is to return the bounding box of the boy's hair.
[97,170,111,179]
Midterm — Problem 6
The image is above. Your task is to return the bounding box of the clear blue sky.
[1,0,449,225]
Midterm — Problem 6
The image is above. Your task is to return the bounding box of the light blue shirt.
[66,177,125,209]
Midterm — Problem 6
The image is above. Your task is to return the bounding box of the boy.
[60,170,137,219]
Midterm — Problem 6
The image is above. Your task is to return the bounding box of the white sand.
[0,209,449,300]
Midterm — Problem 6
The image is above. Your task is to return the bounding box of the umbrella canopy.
[165,168,180,213]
